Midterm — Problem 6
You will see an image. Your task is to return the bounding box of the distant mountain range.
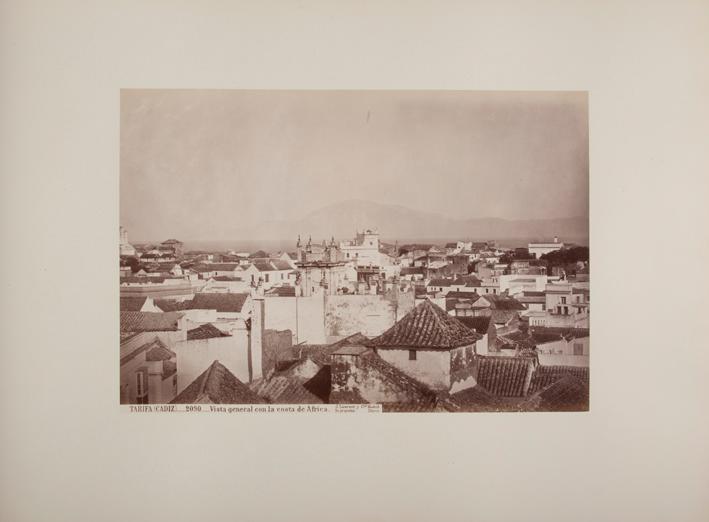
[231,199,588,243]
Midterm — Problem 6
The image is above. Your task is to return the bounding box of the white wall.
[174,331,251,394]
[375,348,451,391]
[263,294,326,344]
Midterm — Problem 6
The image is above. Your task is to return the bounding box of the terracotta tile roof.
[120,311,183,333]
[290,333,371,367]
[145,340,176,361]
[154,299,192,312]
[445,385,503,412]
[121,336,163,365]
[265,286,296,297]
[456,316,492,334]
[475,356,534,397]
[120,296,148,311]
[188,293,249,313]
[428,278,454,287]
[370,300,480,350]
[528,365,589,394]
[186,323,231,340]
[212,276,244,282]
[250,357,330,404]
[445,291,482,300]
[171,361,266,404]
[120,276,168,284]
[400,267,425,275]
[192,263,239,273]
[522,375,589,411]
[522,291,545,297]
[269,259,292,271]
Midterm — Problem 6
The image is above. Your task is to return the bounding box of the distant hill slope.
[234,199,588,241]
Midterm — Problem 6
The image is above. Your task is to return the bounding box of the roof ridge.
[198,360,220,399]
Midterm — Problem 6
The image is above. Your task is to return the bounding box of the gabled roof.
[171,361,266,404]
[369,299,481,350]
[187,323,231,340]
[120,311,183,333]
[120,296,148,312]
[145,340,176,361]
[121,337,174,366]
[188,293,249,313]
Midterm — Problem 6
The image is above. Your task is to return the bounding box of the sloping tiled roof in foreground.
[120,311,183,333]
[528,365,589,395]
[171,361,266,404]
[475,356,534,397]
[522,375,589,412]
[370,299,481,350]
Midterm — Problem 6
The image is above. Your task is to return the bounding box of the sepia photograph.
[5,1,709,521]
[120,90,590,412]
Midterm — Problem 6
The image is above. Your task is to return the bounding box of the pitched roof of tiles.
[120,296,148,311]
[120,311,183,333]
[171,361,266,404]
[369,299,481,350]
[528,365,589,395]
[475,356,535,397]
[145,340,176,361]
[186,323,231,340]
[522,375,589,412]
[188,293,249,313]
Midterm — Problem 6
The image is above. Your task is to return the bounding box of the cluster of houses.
[119,227,590,411]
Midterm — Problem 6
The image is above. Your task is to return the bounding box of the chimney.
[554,236,559,243]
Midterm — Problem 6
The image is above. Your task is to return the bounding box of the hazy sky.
[121,90,588,241]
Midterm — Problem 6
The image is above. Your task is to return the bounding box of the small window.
[408,350,417,361]
[265,274,269,283]
[561,296,567,304]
